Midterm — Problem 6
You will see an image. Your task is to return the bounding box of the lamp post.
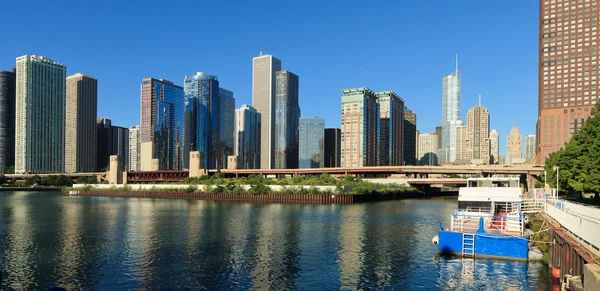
[544,170,547,186]
[553,166,559,198]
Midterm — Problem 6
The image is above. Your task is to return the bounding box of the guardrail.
[544,199,600,251]
[450,213,524,235]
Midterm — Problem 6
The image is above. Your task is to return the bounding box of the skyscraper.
[455,125,468,161]
[0,69,15,174]
[506,126,523,165]
[140,78,184,171]
[219,88,235,169]
[435,125,443,153]
[129,125,140,171]
[536,0,600,163]
[274,70,300,169]
[97,118,129,171]
[252,53,282,169]
[15,55,66,174]
[341,88,380,167]
[234,105,261,169]
[65,73,97,173]
[490,129,500,164]
[525,134,537,162]
[324,128,341,168]
[403,107,417,165]
[376,91,404,166]
[299,116,325,168]
[183,72,220,170]
[418,133,438,166]
[466,103,490,163]
[441,56,462,163]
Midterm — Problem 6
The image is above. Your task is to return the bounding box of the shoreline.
[0,187,61,192]
[65,190,457,204]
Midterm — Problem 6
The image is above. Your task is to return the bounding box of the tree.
[545,102,600,200]
[0,174,6,185]
[24,175,42,186]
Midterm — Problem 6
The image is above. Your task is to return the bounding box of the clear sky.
[1,0,538,156]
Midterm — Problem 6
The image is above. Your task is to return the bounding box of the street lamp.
[544,170,547,187]
[553,166,559,198]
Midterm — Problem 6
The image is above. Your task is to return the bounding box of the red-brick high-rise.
[536,0,600,163]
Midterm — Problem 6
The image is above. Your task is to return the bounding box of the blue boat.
[434,177,530,261]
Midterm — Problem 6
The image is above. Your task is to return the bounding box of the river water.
[0,191,551,290]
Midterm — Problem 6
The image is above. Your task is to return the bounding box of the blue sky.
[1,0,538,156]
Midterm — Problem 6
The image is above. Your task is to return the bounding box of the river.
[0,191,551,290]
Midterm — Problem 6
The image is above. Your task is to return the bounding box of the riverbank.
[0,187,61,192]
[66,190,430,204]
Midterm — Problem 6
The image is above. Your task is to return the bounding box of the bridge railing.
[544,199,600,251]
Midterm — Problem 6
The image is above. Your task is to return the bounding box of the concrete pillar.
[108,155,123,184]
[227,155,238,170]
[189,151,207,178]
[122,172,128,185]
[140,141,154,171]
[151,159,160,171]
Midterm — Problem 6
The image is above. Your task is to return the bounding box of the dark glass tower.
[273,70,300,169]
[0,69,16,173]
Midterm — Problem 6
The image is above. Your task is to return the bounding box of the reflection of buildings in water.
[338,205,366,289]
[250,205,301,290]
[125,199,159,286]
[184,200,205,255]
[3,198,36,288]
[223,203,252,281]
[55,201,85,288]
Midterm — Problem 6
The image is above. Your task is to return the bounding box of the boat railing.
[520,199,545,213]
[457,206,492,214]
[450,213,525,236]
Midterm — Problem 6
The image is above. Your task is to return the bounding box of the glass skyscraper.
[140,78,184,170]
[234,105,261,169]
[184,72,220,170]
[274,70,300,169]
[219,88,235,169]
[298,116,325,168]
[441,59,462,163]
[15,55,66,174]
[0,69,15,174]
[376,91,404,166]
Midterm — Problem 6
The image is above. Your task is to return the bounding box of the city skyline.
[0,1,539,158]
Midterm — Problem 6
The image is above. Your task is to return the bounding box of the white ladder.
[462,233,475,257]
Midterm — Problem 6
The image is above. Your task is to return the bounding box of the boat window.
[459,201,492,210]
[468,181,478,187]
[491,181,510,187]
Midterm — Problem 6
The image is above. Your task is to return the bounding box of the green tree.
[24,175,42,186]
[0,174,6,185]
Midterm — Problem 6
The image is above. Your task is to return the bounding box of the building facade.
[455,125,468,161]
[274,70,300,169]
[252,54,281,169]
[418,133,438,166]
[466,105,490,164]
[536,0,600,163]
[403,107,417,165]
[183,73,220,170]
[140,78,184,170]
[15,55,66,174]
[525,134,537,162]
[490,129,500,164]
[0,69,15,174]
[97,118,129,171]
[376,91,404,166]
[234,105,261,169]
[507,126,523,165]
[298,116,325,168]
[341,88,380,167]
[435,125,443,154]
[65,73,97,173]
[441,59,462,163]
[324,128,341,168]
[129,125,140,171]
[219,88,235,169]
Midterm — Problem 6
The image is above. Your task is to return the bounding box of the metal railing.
[543,199,600,251]
[450,213,525,235]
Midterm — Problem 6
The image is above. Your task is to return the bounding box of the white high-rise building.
[15,55,66,174]
[525,134,536,162]
[129,125,140,171]
[441,55,462,163]
[252,53,281,169]
[490,129,499,164]
[417,133,438,165]
[466,103,490,164]
[234,105,261,169]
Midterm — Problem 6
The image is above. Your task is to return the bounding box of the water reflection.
[0,193,550,290]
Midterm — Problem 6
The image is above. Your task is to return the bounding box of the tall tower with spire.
[440,54,462,163]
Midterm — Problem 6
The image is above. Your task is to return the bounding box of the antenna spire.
[455,54,459,73]
[478,94,481,106]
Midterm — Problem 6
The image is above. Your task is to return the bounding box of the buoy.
[432,235,439,245]
[552,284,560,291]
[552,267,561,279]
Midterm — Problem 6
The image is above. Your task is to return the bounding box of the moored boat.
[433,177,529,261]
